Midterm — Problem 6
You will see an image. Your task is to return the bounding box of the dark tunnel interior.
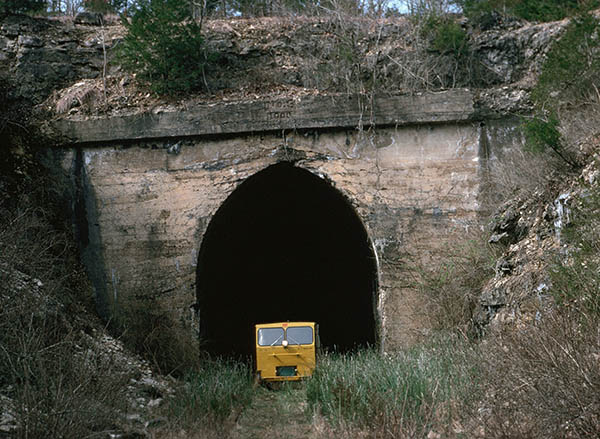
[196,162,378,358]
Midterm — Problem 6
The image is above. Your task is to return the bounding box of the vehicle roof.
[255,322,315,329]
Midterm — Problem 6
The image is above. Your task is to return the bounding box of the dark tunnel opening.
[196,162,379,358]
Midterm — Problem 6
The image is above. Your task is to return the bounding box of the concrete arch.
[196,161,379,357]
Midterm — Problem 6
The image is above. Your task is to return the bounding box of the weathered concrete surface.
[62,104,519,349]
[54,90,475,143]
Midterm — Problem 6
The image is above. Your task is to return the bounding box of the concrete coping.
[52,89,476,145]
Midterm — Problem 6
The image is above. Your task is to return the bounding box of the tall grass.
[306,336,479,436]
[160,359,255,435]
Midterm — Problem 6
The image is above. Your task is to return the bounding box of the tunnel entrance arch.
[196,162,379,357]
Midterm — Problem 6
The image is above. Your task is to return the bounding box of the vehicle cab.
[255,322,317,382]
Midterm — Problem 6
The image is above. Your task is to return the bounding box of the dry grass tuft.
[484,147,559,208]
[55,81,102,114]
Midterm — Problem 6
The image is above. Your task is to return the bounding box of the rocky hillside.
[477,141,600,331]
[0,216,173,436]
[1,12,566,117]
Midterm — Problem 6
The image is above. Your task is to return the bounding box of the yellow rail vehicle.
[255,322,318,382]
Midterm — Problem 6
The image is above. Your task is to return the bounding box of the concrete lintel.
[53,89,475,144]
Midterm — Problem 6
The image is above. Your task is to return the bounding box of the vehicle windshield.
[286,326,313,345]
[258,327,284,346]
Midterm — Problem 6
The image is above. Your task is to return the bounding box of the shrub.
[0,196,131,438]
[117,0,214,95]
[479,310,600,438]
[484,143,557,207]
[521,113,579,168]
[0,0,45,15]
[0,75,38,202]
[0,80,134,437]
[411,231,501,333]
[522,114,561,153]
[475,162,600,438]
[522,14,600,169]
[532,13,600,110]
[424,16,468,57]
[299,13,375,95]
[109,300,201,377]
[550,177,600,316]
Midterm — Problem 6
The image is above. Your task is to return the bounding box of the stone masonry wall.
[63,119,514,350]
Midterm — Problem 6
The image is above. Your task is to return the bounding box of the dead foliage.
[410,230,503,335]
[54,80,102,114]
[477,310,600,438]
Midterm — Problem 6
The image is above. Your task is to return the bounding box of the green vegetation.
[117,0,213,95]
[522,13,600,169]
[521,113,579,167]
[459,0,599,23]
[428,17,468,57]
[306,339,479,435]
[0,0,45,15]
[522,114,561,153]
[532,13,600,110]
[164,360,254,428]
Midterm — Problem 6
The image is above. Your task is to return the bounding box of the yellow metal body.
[255,322,317,382]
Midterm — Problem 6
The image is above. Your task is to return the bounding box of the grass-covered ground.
[150,337,480,438]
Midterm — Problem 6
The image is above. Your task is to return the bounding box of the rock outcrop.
[0,13,566,115]
[475,146,600,332]
[0,14,123,104]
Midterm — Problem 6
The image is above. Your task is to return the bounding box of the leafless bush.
[295,3,479,102]
[0,306,131,438]
[410,230,502,334]
[479,310,600,438]
[558,103,600,157]
[296,13,378,96]
[483,147,558,208]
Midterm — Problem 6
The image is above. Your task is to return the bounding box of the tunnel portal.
[196,162,379,357]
